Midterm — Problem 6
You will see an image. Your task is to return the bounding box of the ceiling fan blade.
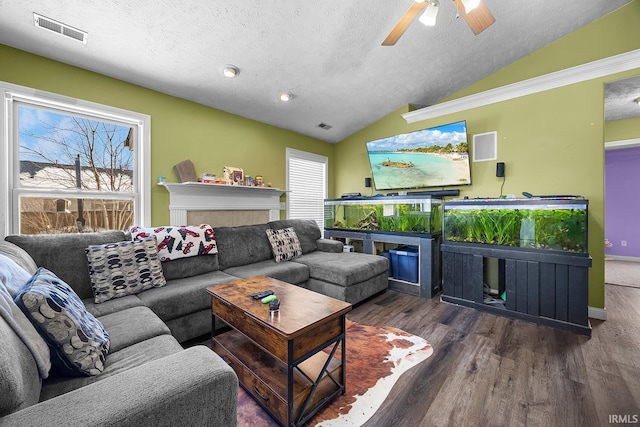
[452,0,495,35]
[382,1,428,46]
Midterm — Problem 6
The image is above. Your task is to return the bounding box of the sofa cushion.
[268,219,321,254]
[15,268,110,377]
[266,227,303,262]
[306,274,388,305]
[0,240,38,276]
[164,309,212,343]
[214,224,273,270]
[161,254,220,281]
[97,306,171,353]
[137,270,238,322]
[293,252,389,287]
[40,334,183,401]
[5,231,127,300]
[223,258,310,285]
[129,225,218,261]
[0,313,42,417]
[83,294,145,318]
[316,239,345,253]
[86,237,166,303]
[1,279,51,380]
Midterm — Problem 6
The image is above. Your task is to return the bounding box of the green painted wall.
[0,44,334,226]
[2,1,639,310]
[447,0,640,100]
[335,1,640,310]
[605,117,640,142]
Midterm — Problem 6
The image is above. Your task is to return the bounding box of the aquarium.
[324,195,442,235]
[443,198,588,253]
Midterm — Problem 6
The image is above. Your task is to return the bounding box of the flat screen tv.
[365,120,471,191]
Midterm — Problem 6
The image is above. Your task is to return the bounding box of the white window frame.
[0,80,151,237]
[285,148,328,231]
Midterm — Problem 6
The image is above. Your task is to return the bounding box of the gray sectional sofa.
[0,219,388,425]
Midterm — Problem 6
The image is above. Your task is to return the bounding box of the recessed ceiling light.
[220,65,239,78]
[278,92,293,102]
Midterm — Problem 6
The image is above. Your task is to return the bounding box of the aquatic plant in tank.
[324,197,442,235]
[443,200,588,253]
[374,205,431,233]
[430,202,442,234]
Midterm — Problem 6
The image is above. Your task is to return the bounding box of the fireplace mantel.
[160,182,285,225]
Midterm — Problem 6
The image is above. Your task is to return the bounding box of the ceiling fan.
[382,0,495,46]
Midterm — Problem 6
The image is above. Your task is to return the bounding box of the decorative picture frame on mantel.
[223,166,244,185]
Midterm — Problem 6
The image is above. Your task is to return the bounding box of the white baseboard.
[606,255,640,262]
[588,306,607,321]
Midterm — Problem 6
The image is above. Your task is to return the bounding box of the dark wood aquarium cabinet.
[324,194,443,298]
[324,229,442,298]
[440,197,592,335]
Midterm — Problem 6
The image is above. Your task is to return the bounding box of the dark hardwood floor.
[347,284,640,427]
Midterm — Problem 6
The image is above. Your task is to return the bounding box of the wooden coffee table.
[206,276,352,427]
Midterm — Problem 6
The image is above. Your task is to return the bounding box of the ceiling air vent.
[33,13,88,44]
[317,122,333,130]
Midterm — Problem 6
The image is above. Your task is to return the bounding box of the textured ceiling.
[605,75,640,121]
[0,0,635,143]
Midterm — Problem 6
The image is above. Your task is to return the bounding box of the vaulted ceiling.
[605,75,640,122]
[0,0,634,143]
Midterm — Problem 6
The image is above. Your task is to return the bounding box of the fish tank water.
[324,195,442,235]
[443,198,588,253]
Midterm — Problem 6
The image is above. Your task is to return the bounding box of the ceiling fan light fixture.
[461,0,481,13]
[221,65,239,78]
[418,1,440,26]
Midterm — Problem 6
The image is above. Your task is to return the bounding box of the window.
[1,81,151,237]
[286,148,328,231]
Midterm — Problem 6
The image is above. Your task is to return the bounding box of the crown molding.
[605,138,640,150]
[403,48,640,124]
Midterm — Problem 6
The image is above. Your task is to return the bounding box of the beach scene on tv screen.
[366,121,471,190]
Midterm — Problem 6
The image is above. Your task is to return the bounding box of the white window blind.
[286,148,327,231]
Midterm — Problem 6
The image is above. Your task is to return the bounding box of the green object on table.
[261,294,278,304]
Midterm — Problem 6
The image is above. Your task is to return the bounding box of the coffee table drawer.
[211,295,240,325]
[212,296,289,360]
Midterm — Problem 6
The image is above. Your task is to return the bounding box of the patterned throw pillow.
[129,224,218,262]
[266,227,303,263]
[85,237,166,304]
[14,268,110,377]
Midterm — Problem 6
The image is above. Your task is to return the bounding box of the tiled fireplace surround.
[161,182,286,227]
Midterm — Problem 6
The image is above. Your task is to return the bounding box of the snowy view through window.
[18,105,135,234]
